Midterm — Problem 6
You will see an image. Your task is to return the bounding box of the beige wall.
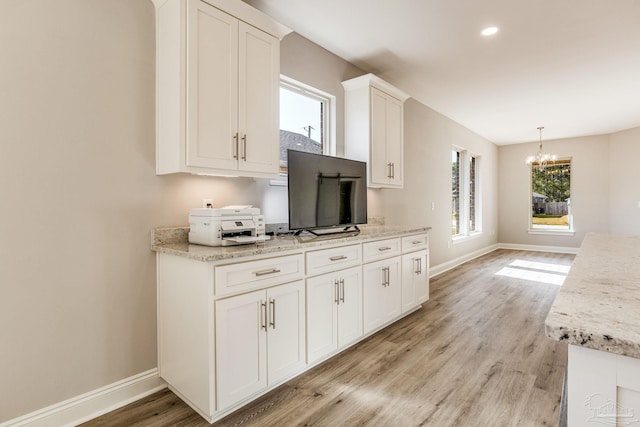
[0,0,268,421]
[498,134,612,247]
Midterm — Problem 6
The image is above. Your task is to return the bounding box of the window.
[529,158,573,234]
[452,148,481,238]
[274,76,335,184]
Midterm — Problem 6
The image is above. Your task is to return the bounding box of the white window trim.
[451,147,482,242]
[271,75,336,187]
[527,157,575,236]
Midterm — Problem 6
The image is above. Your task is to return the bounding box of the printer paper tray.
[223,235,271,245]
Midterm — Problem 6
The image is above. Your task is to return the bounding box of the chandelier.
[526,126,556,171]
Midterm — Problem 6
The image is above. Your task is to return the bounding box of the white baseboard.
[0,369,167,427]
[429,242,579,278]
[497,242,579,254]
[429,244,499,278]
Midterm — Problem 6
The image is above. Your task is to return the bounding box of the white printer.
[188,206,270,247]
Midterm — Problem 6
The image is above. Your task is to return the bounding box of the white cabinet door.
[187,0,239,171]
[237,22,280,175]
[363,256,401,334]
[336,266,362,347]
[401,253,417,313]
[402,250,429,313]
[415,250,429,304]
[215,290,267,411]
[306,266,362,363]
[384,257,401,321]
[306,273,339,363]
[216,280,306,410]
[370,87,390,185]
[370,87,404,187]
[266,280,306,385]
[385,94,403,187]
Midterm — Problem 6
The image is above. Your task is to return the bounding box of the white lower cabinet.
[215,280,305,411]
[363,256,401,334]
[401,249,429,313]
[306,266,362,364]
[156,231,429,423]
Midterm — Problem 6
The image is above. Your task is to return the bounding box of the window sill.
[527,229,575,237]
[452,232,483,245]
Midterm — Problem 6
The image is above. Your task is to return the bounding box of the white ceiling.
[244,0,640,145]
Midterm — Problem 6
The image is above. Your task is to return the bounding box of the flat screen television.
[287,150,367,235]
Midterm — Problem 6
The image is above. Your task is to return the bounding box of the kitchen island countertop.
[545,233,640,359]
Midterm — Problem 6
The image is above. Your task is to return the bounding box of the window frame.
[452,147,482,242]
[271,75,336,186]
[527,157,575,236]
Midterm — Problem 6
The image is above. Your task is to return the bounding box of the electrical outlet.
[202,199,213,208]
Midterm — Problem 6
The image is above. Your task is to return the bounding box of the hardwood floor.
[82,249,572,426]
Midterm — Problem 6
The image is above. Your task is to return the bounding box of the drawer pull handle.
[329,255,347,261]
[253,268,281,277]
[378,246,392,252]
[412,240,423,245]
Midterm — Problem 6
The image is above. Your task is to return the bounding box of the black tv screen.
[287,150,367,232]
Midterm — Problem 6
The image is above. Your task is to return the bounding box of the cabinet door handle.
[329,255,347,261]
[233,133,239,159]
[391,162,395,179]
[269,298,276,329]
[334,280,340,305]
[253,268,281,277]
[387,162,392,179]
[241,134,247,161]
[382,266,389,287]
[260,301,267,331]
[415,258,421,275]
[340,278,345,303]
[378,246,392,252]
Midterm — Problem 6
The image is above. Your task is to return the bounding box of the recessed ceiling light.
[481,26,499,36]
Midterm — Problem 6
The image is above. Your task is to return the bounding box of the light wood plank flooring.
[82,249,572,426]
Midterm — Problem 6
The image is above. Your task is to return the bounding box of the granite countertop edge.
[544,233,640,359]
[151,225,432,262]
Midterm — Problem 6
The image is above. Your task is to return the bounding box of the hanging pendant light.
[526,126,556,171]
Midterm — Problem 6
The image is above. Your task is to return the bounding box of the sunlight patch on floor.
[495,260,570,286]
[508,260,571,274]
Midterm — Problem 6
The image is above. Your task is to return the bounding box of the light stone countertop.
[151,225,431,262]
[545,233,640,359]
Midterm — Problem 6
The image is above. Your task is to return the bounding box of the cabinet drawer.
[402,234,428,253]
[215,254,304,296]
[362,238,401,263]
[306,244,361,276]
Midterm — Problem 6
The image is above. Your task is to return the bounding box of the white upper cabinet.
[343,74,410,188]
[155,0,290,177]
